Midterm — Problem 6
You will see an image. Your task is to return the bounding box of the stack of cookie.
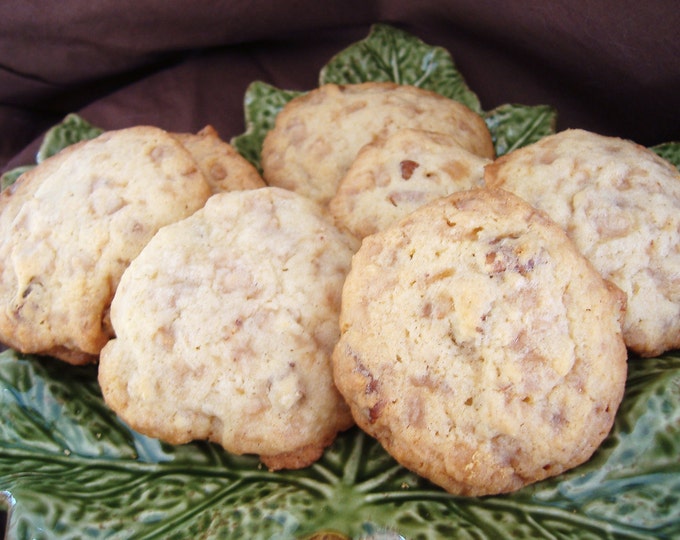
[0,125,262,365]
[261,82,494,206]
[260,83,679,495]
[0,122,359,471]
[0,82,678,496]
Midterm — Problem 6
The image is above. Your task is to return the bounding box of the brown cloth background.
[1,0,679,175]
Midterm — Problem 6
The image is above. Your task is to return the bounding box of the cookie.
[174,125,265,193]
[332,188,627,496]
[99,187,357,470]
[484,128,680,357]
[329,128,491,238]
[0,126,211,364]
[261,82,494,204]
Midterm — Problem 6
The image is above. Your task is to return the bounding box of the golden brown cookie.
[484,128,680,357]
[99,187,357,470]
[0,126,211,364]
[261,82,494,204]
[332,188,627,496]
[174,125,265,193]
[329,128,491,238]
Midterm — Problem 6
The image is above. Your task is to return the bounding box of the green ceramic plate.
[1,24,680,540]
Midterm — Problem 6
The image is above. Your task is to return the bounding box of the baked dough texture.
[485,128,680,357]
[261,82,494,205]
[174,125,265,193]
[0,126,211,364]
[329,128,491,238]
[99,187,357,470]
[332,189,627,496]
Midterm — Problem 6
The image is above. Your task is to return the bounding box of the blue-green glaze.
[1,351,679,538]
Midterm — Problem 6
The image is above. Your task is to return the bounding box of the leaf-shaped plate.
[0,166,33,191]
[2,23,680,539]
[36,113,104,164]
[230,82,304,173]
[230,23,558,169]
[2,349,679,539]
[318,23,482,113]
[0,114,103,191]
[651,141,680,170]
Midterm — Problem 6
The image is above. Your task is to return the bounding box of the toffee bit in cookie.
[99,187,357,470]
[330,127,491,239]
[0,126,213,364]
[173,125,265,194]
[332,188,627,496]
[485,128,680,357]
[264,83,494,206]
[400,159,420,179]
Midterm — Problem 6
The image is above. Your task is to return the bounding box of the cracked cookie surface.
[174,124,265,194]
[261,82,494,205]
[0,126,211,364]
[99,187,357,469]
[332,188,627,496]
[329,128,490,238]
[485,128,680,356]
